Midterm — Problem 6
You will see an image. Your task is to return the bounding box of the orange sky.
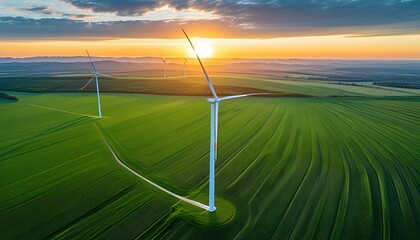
[1,35,420,59]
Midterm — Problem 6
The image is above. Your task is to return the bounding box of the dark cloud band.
[61,0,420,28]
[1,16,419,40]
[1,0,420,39]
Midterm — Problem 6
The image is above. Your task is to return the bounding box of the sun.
[188,42,213,58]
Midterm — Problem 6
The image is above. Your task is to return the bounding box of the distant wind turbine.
[161,57,167,79]
[182,29,270,212]
[81,50,113,118]
[183,56,187,80]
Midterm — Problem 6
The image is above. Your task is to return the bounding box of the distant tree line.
[374,81,420,89]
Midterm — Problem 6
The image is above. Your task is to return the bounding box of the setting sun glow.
[188,42,213,58]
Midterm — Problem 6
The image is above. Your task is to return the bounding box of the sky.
[0,0,419,59]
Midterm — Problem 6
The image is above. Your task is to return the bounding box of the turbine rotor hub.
[208,98,220,103]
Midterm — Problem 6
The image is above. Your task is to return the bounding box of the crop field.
[0,92,419,239]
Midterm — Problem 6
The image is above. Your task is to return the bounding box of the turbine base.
[208,207,216,212]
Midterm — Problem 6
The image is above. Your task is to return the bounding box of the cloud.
[2,0,420,39]
[23,6,55,15]
[21,5,93,19]
[63,14,92,19]
[63,0,162,16]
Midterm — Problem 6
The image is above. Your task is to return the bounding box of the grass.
[0,91,419,239]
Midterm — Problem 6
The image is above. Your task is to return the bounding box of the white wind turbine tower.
[183,29,269,212]
[161,57,167,79]
[81,50,113,118]
[183,56,187,80]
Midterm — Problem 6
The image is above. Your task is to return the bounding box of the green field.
[1,92,419,239]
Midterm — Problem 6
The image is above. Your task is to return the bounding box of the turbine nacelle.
[207,98,219,103]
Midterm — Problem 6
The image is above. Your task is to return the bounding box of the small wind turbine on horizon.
[183,56,187,80]
[182,29,270,212]
[81,50,113,118]
[161,57,167,79]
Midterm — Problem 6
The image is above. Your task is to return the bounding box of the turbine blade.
[86,50,97,73]
[81,75,96,89]
[182,29,218,99]
[218,94,248,101]
[98,73,116,79]
[219,93,272,101]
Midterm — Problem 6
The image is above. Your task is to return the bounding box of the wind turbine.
[161,57,167,79]
[183,56,187,80]
[182,29,269,212]
[81,50,113,118]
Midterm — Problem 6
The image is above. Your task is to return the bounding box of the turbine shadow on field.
[44,185,135,239]
[0,117,89,161]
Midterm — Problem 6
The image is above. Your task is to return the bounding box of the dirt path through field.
[94,124,209,211]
